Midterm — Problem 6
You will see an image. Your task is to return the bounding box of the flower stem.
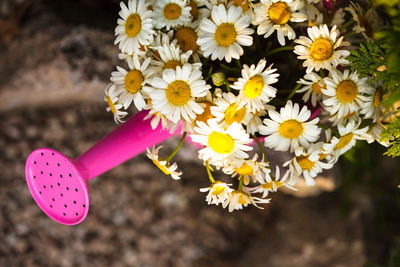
[205,161,216,183]
[343,31,360,39]
[252,134,270,165]
[238,175,244,191]
[165,132,187,163]
[266,46,294,57]
[285,83,302,102]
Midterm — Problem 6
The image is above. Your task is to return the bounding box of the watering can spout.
[25,110,179,225]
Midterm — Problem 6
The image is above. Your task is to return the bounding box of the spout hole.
[83,204,86,208]
[49,173,52,177]
[40,171,43,175]
[66,187,69,191]
[34,161,36,164]
[33,176,36,179]
[73,200,76,204]
[50,185,53,188]
[41,152,43,156]
[63,213,66,216]
[60,174,63,178]
[60,193,63,197]
[64,204,67,208]
[39,191,42,194]
[57,183,60,186]
[75,188,78,192]
[75,213,78,216]
[52,198,55,201]
[46,162,49,166]
[57,163,60,166]
[52,152,55,155]
[50,205,53,208]
[68,173,72,177]
[43,185,46,189]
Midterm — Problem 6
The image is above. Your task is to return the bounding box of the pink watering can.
[25,110,179,225]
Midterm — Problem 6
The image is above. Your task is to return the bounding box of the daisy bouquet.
[103,0,400,212]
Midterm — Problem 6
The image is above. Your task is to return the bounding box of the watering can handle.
[76,110,179,180]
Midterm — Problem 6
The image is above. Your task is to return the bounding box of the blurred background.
[1,0,400,266]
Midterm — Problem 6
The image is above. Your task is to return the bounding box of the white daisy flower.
[246,109,267,135]
[153,0,192,30]
[223,154,272,185]
[323,109,361,127]
[197,4,254,62]
[301,0,322,26]
[364,123,389,147]
[323,120,369,156]
[231,59,279,113]
[283,142,334,186]
[114,0,154,55]
[147,63,211,123]
[249,166,296,198]
[144,107,171,131]
[191,119,253,168]
[148,43,196,75]
[294,24,350,73]
[227,0,255,17]
[146,146,183,180]
[200,181,234,205]
[252,0,307,46]
[222,190,270,212]
[322,69,371,118]
[104,83,128,123]
[345,2,382,40]
[330,8,345,27]
[211,92,252,127]
[297,72,326,107]
[360,81,383,122]
[259,100,321,152]
[151,30,177,48]
[110,56,153,111]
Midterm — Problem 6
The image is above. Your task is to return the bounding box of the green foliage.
[348,37,400,106]
[381,118,400,157]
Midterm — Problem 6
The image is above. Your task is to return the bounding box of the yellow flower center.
[268,2,291,25]
[163,3,182,20]
[309,38,334,61]
[188,0,199,19]
[373,87,382,108]
[229,0,250,12]
[224,104,246,124]
[196,102,214,123]
[166,80,191,106]
[336,80,358,103]
[164,60,183,70]
[175,26,199,52]
[312,80,326,94]
[212,184,226,195]
[214,23,237,47]
[278,119,303,139]
[152,160,171,175]
[261,181,282,190]
[106,96,116,114]
[296,155,315,170]
[236,162,253,176]
[319,153,327,160]
[208,131,235,154]
[244,75,265,99]
[238,192,249,204]
[124,69,144,94]
[125,14,142,38]
[335,133,354,150]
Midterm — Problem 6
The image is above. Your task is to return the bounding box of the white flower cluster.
[103,0,389,212]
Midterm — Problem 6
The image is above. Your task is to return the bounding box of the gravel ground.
[0,104,365,267]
